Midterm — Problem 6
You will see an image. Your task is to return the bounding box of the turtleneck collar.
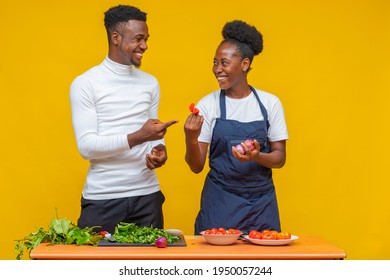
[103,56,134,76]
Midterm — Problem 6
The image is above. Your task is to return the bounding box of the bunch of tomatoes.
[249,229,291,240]
[203,227,241,235]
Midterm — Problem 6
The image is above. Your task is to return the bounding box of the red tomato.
[262,231,276,240]
[249,230,259,239]
[277,232,287,240]
[225,228,240,234]
[269,230,279,239]
[255,231,263,239]
[218,228,227,234]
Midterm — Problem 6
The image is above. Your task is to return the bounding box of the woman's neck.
[225,84,252,99]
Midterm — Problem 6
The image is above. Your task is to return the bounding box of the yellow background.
[1,0,389,260]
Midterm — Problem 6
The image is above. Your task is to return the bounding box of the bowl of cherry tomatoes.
[243,229,298,246]
[200,227,242,245]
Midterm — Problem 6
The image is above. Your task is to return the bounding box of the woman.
[184,20,288,234]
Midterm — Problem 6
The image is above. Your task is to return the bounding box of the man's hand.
[145,144,167,170]
[128,119,178,148]
[142,119,179,141]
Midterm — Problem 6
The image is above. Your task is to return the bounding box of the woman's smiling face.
[212,42,249,91]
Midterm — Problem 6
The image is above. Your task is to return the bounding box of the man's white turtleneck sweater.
[70,56,164,200]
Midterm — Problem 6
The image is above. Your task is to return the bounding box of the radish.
[235,144,245,154]
[244,139,255,151]
[155,236,167,248]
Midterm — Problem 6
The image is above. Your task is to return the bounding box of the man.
[70,5,177,233]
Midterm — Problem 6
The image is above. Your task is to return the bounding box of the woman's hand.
[184,113,203,142]
[232,140,286,168]
[232,140,261,162]
[184,113,208,173]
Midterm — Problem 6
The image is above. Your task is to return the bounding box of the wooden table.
[30,234,346,260]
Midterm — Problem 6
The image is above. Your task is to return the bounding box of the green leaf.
[14,213,102,260]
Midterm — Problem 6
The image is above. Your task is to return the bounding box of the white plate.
[243,235,299,246]
[165,229,184,236]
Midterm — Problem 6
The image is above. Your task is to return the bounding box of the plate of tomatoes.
[200,228,242,245]
[243,230,298,246]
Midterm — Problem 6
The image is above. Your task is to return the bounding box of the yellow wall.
[1,0,389,260]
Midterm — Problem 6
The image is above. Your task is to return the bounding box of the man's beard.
[131,59,141,67]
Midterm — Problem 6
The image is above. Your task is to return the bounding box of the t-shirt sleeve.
[267,96,289,142]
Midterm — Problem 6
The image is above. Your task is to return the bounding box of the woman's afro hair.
[222,20,263,55]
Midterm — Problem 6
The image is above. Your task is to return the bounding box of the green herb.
[14,210,102,260]
[112,222,179,244]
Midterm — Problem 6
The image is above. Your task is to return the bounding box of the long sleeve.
[70,76,130,160]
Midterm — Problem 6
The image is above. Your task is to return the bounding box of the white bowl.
[199,231,241,245]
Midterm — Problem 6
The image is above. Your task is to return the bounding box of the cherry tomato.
[269,230,279,239]
[230,229,241,234]
[277,232,287,240]
[262,232,275,240]
[204,227,241,235]
[249,230,259,239]
[255,231,263,239]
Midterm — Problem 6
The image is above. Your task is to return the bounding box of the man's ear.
[111,31,121,46]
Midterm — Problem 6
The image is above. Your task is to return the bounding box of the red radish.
[235,144,245,154]
[244,139,255,151]
[155,236,167,248]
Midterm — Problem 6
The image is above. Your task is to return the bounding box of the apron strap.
[249,85,270,130]
[220,89,227,119]
[219,86,270,129]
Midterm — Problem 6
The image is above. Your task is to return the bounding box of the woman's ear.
[242,58,251,72]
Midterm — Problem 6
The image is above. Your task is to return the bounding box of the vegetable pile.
[202,227,241,235]
[249,229,292,240]
[14,213,180,259]
[111,222,179,245]
[14,214,102,260]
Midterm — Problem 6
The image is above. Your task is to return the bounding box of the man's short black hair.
[104,5,147,36]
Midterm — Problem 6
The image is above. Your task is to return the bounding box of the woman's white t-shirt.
[196,88,288,144]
